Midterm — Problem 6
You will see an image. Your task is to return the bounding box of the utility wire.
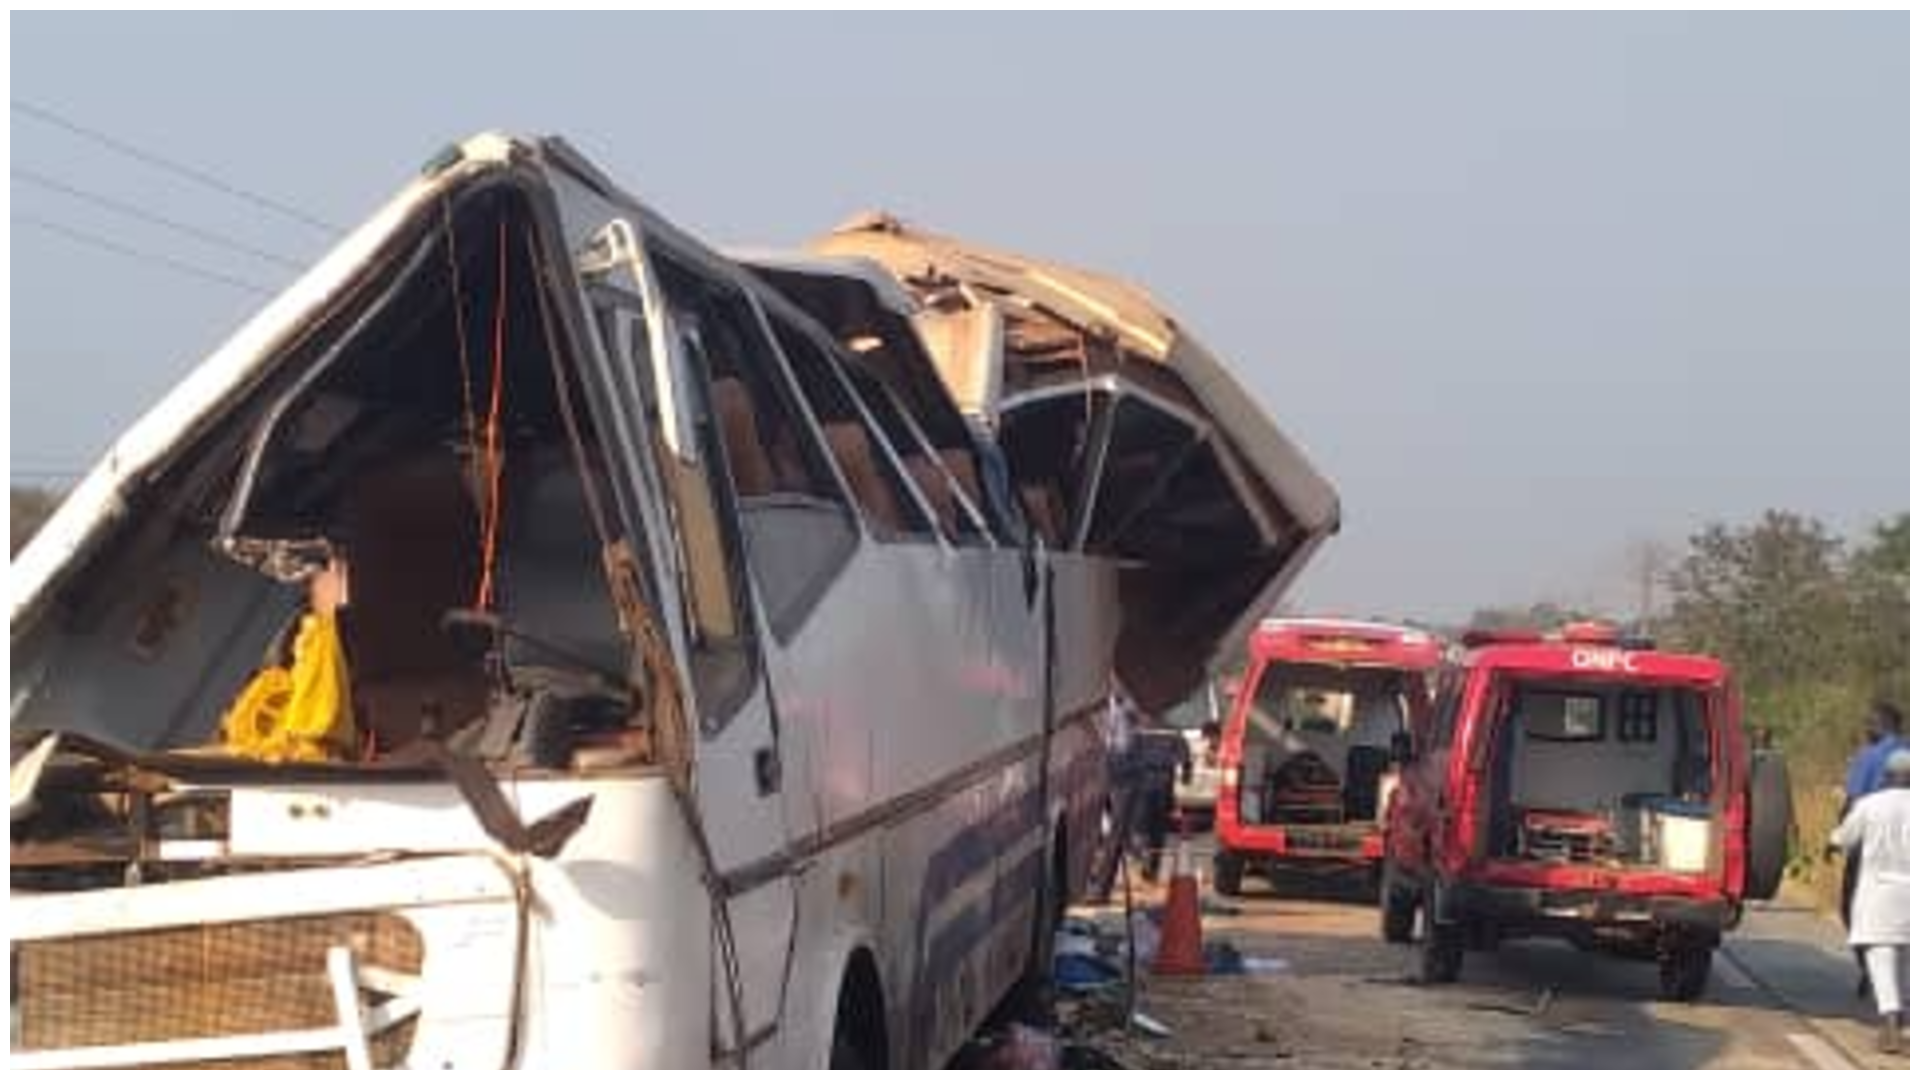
[12,99,342,235]
[16,213,274,295]
[14,167,307,269]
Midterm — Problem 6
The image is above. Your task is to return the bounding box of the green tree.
[1661,510,1852,699]
[1846,512,1909,705]
[1660,509,1910,901]
[1465,600,1602,633]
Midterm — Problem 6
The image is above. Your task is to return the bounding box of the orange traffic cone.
[1152,811,1206,976]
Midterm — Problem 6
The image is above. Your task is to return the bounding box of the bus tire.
[829,950,888,1069]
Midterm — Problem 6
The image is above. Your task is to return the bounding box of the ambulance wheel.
[1214,852,1245,897]
[1658,942,1713,1003]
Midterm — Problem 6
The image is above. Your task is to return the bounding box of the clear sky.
[11,13,1909,622]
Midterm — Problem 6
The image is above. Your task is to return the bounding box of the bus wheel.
[829,951,887,1068]
[829,1033,868,1069]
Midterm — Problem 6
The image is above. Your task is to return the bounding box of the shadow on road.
[1243,864,1378,906]
[1724,933,1878,1023]
[1460,939,1740,1069]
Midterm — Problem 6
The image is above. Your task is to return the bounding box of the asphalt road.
[1059,859,1907,1069]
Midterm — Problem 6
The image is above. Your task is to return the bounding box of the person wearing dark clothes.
[1090,689,1193,897]
[1128,725,1194,882]
[1091,688,1142,903]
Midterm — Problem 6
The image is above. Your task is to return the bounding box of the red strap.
[474,217,510,610]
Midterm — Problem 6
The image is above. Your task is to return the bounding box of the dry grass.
[1783,775,1847,914]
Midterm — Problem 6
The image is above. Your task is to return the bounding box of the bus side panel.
[881,547,1049,1066]
[1046,554,1123,903]
[759,542,1047,1066]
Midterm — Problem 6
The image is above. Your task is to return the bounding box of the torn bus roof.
[806,211,1340,533]
[9,133,527,638]
[816,210,1181,357]
[800,213,1340,709]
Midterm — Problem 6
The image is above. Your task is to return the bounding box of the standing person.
[1829,750,1910,1054]
[1846,703,1909,807]
[1842,703,1909,991]
[1091,684,1142,903]
[1129,720,1194,883]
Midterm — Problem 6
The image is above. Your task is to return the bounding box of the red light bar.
[1302,634,1385,653]
[1560,621,1621,644]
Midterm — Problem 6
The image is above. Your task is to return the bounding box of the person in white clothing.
[1829,749,1910,1054]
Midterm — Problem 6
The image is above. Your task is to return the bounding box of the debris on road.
[1056,952,1124,993]
[1129,1011,1173,1039]
[952,1022,1060,1069]
[1241,955,1292,975]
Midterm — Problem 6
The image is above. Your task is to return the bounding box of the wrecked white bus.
[10,134,1339,1068]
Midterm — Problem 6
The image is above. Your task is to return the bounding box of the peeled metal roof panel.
[809,213,1340,540]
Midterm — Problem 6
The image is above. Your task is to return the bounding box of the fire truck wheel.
[1380,865,1418,944]
[1419,883,1465,984]
[1658,941,1714,1002]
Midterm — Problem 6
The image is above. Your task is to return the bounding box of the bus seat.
[940,447,986,514]
[712,377,775,498]
[902,454,958,539]
[823,421,907,536]
[337,451,488,750]
[1019,482,1067,547]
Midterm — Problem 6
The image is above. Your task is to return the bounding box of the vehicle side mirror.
[1390,731,1416,765]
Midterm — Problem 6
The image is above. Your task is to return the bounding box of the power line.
[14,167,307,269]
[12,99,342,235]
[16,213,274,295]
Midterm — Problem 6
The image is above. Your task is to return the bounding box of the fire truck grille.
[15,912,423,1068]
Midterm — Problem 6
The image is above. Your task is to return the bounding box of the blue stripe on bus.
[903,723,1105,1063]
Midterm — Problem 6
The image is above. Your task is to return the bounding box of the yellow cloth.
[219,612,357,762]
